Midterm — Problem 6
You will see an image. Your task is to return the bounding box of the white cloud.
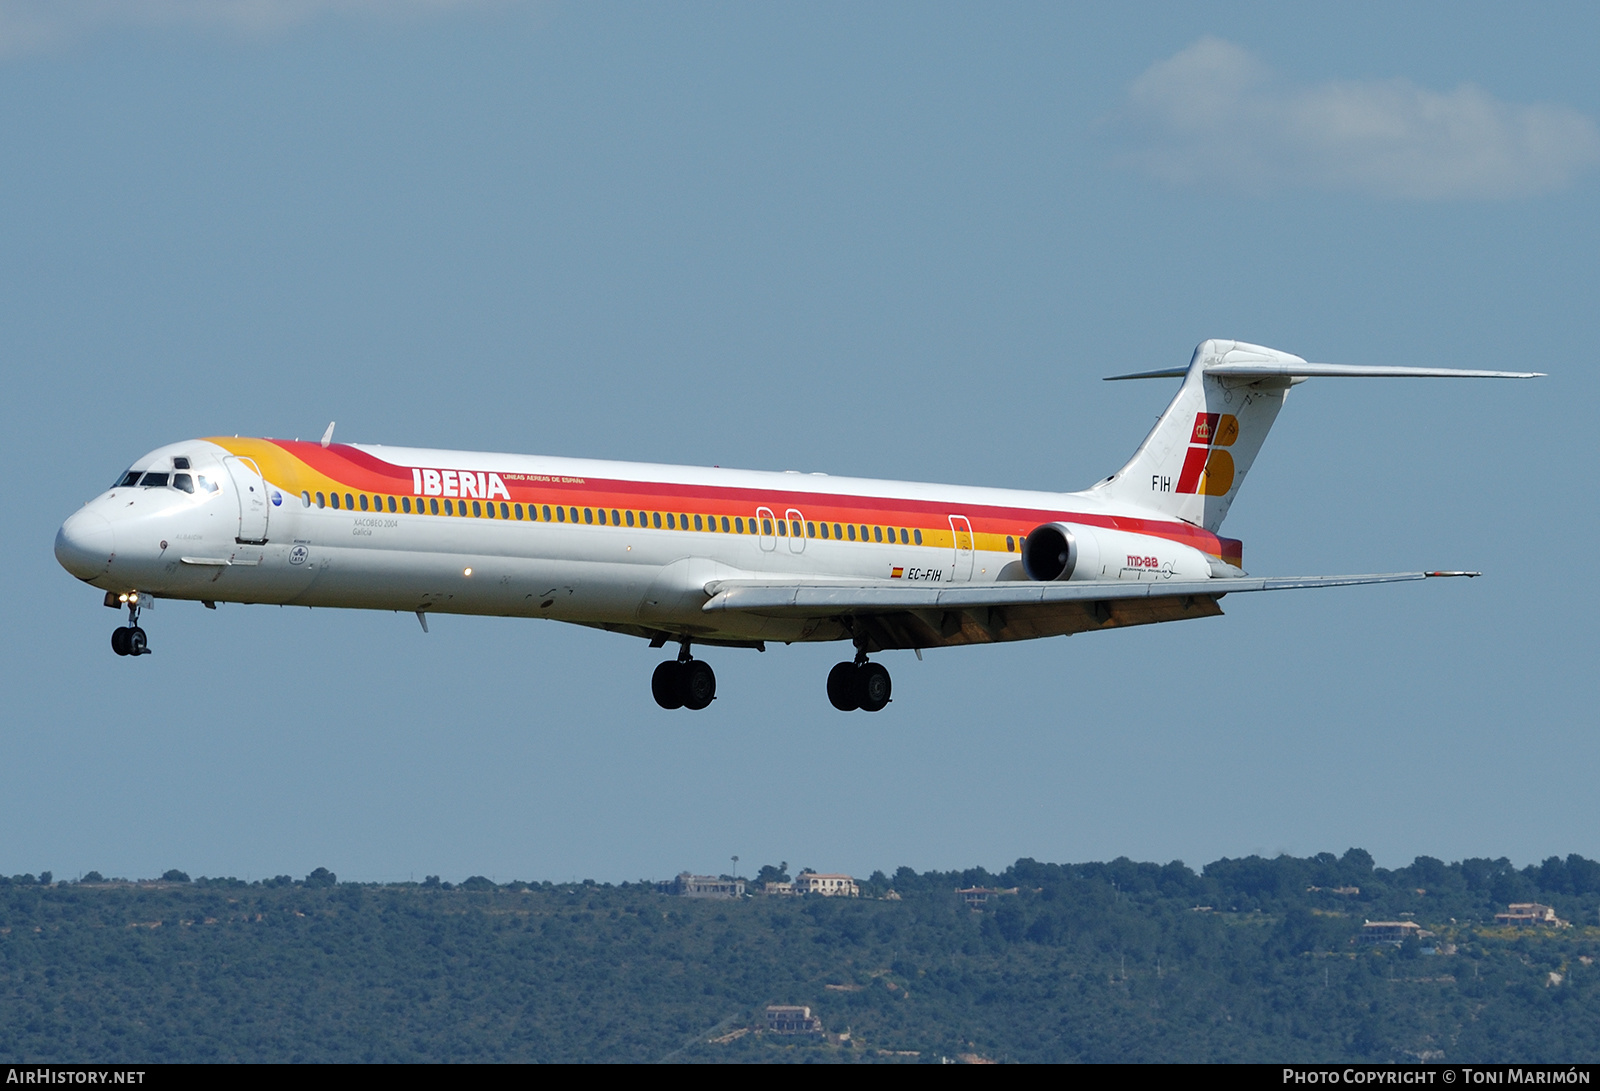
[0,0,499,57]
[1119,36,1600,199]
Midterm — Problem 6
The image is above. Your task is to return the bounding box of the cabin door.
[225,456,270,544]
[948,514,975,582]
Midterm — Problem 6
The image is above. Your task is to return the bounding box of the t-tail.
[1090,339,1541,534]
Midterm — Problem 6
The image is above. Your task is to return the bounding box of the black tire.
[680,660,716,710]
[858,662,891,712]
[127,627,148,656]
[111,628,130,656]
[827,662,860,712]
[652,661,685,709]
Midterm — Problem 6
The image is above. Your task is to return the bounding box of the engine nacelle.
[1021,522,1214,582]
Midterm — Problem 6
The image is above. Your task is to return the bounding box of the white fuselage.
[55,436,1233,647]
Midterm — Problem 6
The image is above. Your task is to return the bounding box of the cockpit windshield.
[113,459,216,493]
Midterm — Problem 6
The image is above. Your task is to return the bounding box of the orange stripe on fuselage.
[206,437,1240,562]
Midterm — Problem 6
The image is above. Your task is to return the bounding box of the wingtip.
[1425,571,1481,578]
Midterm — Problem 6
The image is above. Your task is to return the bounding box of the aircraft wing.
[702,572,1469,650]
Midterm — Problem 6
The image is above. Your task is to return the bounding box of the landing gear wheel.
[127,626,148,657]
[680,660,716,710]
[652,661,686,709]
[111,627,131,656]
[857,662,891,712]
[827,662,860,712]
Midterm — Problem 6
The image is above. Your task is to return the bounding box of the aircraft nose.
[55,509,116,579]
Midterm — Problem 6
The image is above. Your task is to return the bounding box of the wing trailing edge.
[702,571,1436,615]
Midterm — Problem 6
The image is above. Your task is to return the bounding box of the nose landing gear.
[827,648,891,712]
[652,640,716,711]
[110,594,150,657]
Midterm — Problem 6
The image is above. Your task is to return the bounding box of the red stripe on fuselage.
[259,439,1234,558]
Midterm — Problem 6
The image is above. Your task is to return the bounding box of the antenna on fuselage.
[320,421,336,448]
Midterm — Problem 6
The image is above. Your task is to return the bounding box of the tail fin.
[1091,339,1540,533]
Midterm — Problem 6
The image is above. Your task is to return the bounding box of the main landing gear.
[827,649,891,713]
[110,594,150,657]
[652,641,716,711]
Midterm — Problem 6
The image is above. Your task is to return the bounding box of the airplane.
[54,339,1538,712]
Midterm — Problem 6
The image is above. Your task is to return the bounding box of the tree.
[755,862,790,885]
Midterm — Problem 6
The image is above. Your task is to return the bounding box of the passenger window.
[819,522,829,539]
[301,490,310,507]
[402,497,411,513]
[442,499,451,515]
[387,496,397,513]
[485,501,495,518]
[762,518,773,536]
[914,528,922,545]
[584,508,593,524]
[1006,535,1015,552]
[721,516,730,532]
[173,474,195,494]
[430,498,439,515]
[556,506,565,522]
[847,524,856,541]
[693,514,703,531]
[667,513,675,529]
[331,493,341,509]
[860,525,868,541]
[807,522,815,538]
[625,510,635,527]
[360,495,370,511]
[173,457,191,470]
[569,507,578,523]
[776,519,785,536]
[900,528,908,544]
[735,517,744,533]
[611,509,620,525]
[834,524,843,539]
[468,501,477,517]
[679,513,688,529]
[345,494,355,510]
[653,512,662,528]
[638,511,647,526]
[542,505,551,521]
[140,472,169,487]
[502,503,511,519]
[316,492,326,508]
[873,526,882,543]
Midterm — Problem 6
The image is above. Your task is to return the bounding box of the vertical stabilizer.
[1091,340,1297,532]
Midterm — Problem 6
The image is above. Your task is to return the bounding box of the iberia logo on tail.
[1176,413,1238,496]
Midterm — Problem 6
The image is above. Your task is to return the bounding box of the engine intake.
[1022,523,1078,582]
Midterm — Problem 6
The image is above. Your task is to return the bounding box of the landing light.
[463,567,473,577]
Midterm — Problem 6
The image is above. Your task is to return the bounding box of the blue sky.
[4,2,1597,883]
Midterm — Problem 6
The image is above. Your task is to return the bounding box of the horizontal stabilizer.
[1106,362,1542,381]
[703,571,1439,616]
